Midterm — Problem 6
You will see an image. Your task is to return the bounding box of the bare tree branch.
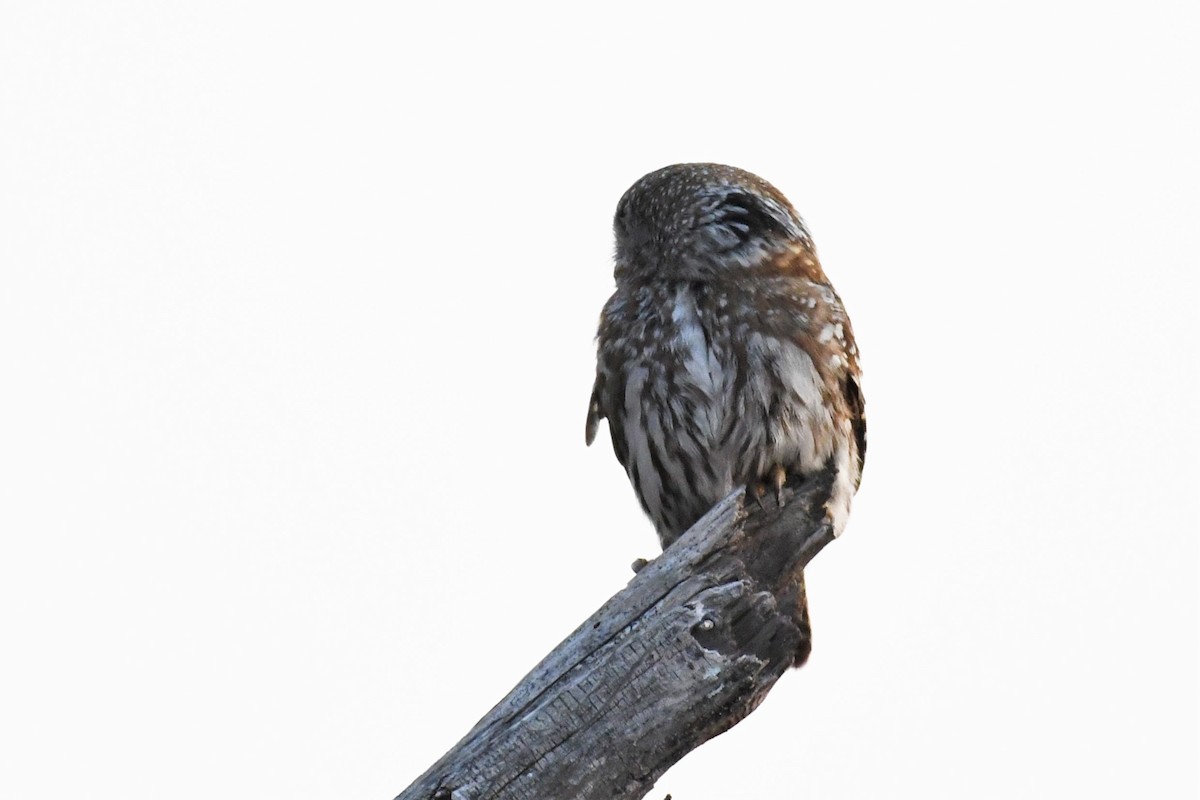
[396,466,837,800]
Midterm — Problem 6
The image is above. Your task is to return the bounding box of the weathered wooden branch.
[396,466,838,800]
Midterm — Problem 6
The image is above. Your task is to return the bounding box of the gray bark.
[395,466,837,800]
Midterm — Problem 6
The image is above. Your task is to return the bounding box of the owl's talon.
[771,465,787,507]
[752,482,769,511]
[631,557,650,573]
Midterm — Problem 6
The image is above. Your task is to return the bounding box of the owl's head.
[612,163,811,283]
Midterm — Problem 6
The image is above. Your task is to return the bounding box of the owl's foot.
[631,557,650,574]
[770,464,787,506]
[750,465,789,509]
[751,482,769,510]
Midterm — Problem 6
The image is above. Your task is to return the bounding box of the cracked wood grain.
[395,465,837,800]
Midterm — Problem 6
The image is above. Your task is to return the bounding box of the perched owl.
[586,163,866,666]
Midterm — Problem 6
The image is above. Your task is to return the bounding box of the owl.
[585,163,866,666]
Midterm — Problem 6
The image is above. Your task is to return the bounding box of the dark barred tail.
[790,571,813,668]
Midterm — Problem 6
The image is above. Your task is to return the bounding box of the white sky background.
[1,2,1197,798]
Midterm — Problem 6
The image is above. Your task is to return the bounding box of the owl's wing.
[585,375,605,446]
[586,371,632,473]
[844,372,867,487]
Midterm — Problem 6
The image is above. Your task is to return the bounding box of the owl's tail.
[789,571,813,668]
